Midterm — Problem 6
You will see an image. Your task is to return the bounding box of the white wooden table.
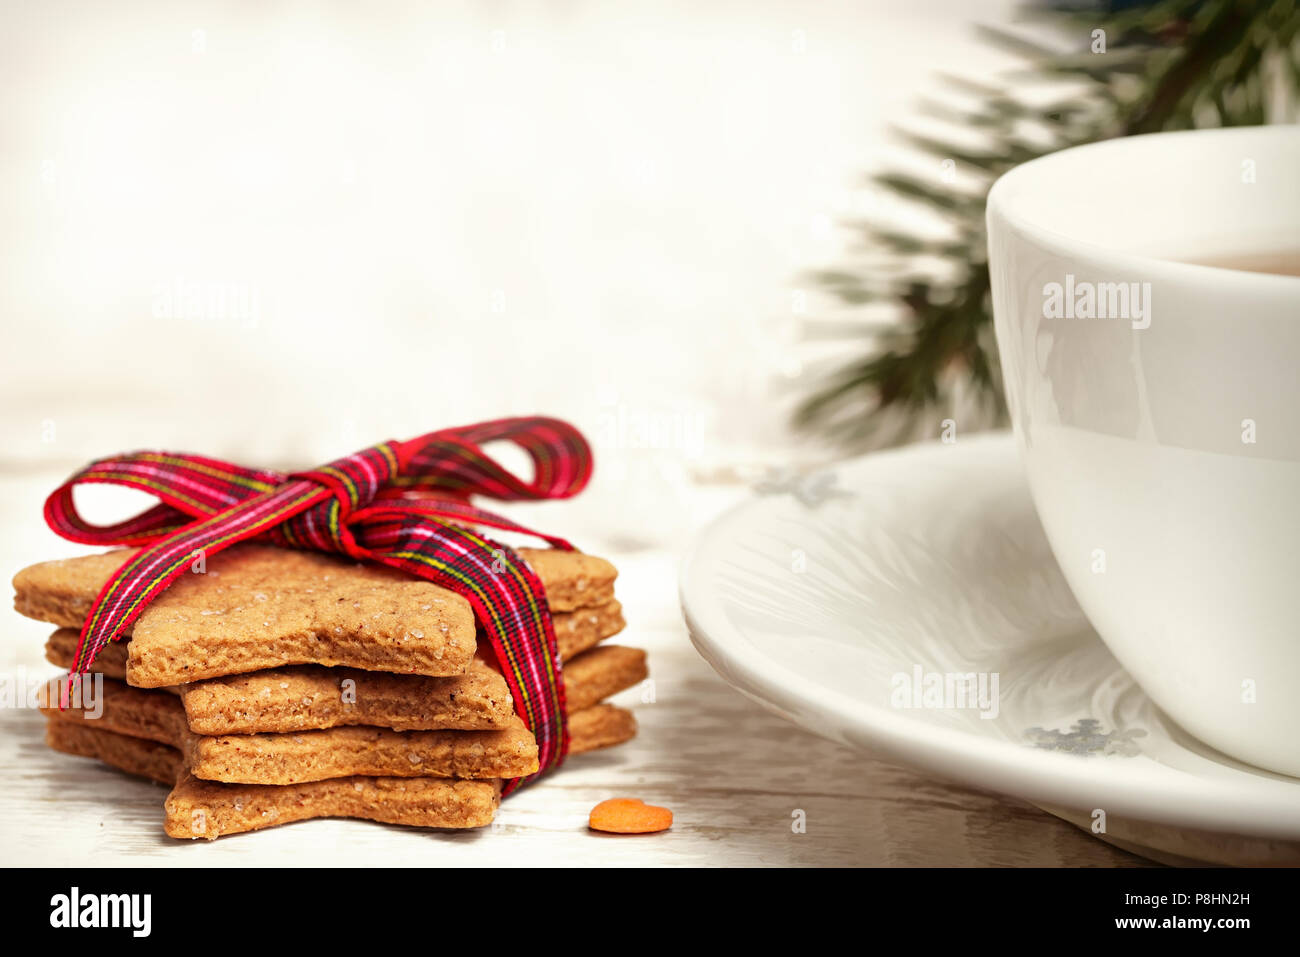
[0,471,1144,867]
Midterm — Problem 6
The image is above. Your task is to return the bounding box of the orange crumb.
[588,798,673,834]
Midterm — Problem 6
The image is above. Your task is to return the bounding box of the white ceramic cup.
[987,126,1300,776]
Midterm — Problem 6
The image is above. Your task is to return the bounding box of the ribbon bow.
[44,417,593,792]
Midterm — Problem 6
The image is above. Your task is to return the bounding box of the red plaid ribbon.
[43,417,593,793]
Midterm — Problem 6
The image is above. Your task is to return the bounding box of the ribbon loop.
[42,417,594,793]
[396,415,592,501]
[42,452,280,546]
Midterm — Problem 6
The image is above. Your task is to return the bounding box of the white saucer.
[681,433,1300,865]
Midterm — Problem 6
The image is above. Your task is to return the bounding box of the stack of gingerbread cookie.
[14,544,645,839]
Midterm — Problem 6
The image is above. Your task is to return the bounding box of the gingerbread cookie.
[46,629,641,735]
[184,721,537,785]
[45,717,182,786]
[568,704,638,754]
[48,693,637,793]
[165,772,501,839]
[37,676,188,748]
[41,677,540,784]
[551,599,626,661]
[50,718,501,836]
[176,643,640,738]
[178,662,514,735]
[562,646,648,713]
[45,591,624,692]
[16,546,477,684]
[516,547,617,611]
[44,630,135,685]
[44,671,638,783]
[18,544,623,686]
